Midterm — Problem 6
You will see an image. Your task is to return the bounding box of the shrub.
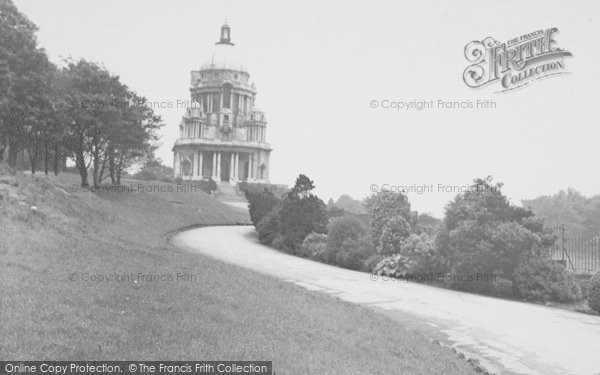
[335,236,374,271]
[238,181,288,198]
[205,178,218,194]
[246,188,280,227]
[373,254,410,278]
[271,235,288,252]
[399,233,435,270]
[253,175,327,252]
[326,215,367,260]
[364,254,386,273]
[589,271,600,313]
[192,179,218,194]
[298,233,328,260]
[323,216,375,270]
[132,158,174,182]
[372,233,435,278]
[514,257,582,303]
[577,276,594,300]
[493,277,515,298]
[256,207,280,246]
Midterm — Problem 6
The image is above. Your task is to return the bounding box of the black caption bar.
[0,362,273,375]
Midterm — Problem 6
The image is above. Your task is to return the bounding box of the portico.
[174,148,269,183]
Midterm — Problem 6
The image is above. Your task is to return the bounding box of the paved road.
[174,226,600,375]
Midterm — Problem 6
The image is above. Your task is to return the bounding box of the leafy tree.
[107,93,162,185]
[435,177,555,287]
[365,190,412,254]
[289,174,315,198]
[42,65,69,175]
[415,213,442,235]
[0,0,52,167]
[24,60,54,174]
[523,189,600,237]
[329,194,366,215]
[61,60,112,186]
[377,215,411,255]
[0,1,161,178]
[61,60,162,187]
[278,174,328,250]
[326,204,346,219]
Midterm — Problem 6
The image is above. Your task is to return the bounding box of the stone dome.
[200,22,246,72]
[201,43,245,72]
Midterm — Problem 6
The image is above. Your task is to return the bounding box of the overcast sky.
[14,0,600,216]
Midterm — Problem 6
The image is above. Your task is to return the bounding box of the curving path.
[174,225,600,375]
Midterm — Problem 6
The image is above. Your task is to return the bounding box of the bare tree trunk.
[108,143,116,184]
[8,138,18,168]
[53,142,60,176]
[116,152,125,185]
[44,141,49,175]
[29,139,37,174]
[92,143,99,187]
[98,153,107,184]
[75,146,89,187]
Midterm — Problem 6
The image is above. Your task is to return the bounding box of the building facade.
[172,22,272,183]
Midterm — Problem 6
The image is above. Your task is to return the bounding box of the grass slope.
[0,166,476,374]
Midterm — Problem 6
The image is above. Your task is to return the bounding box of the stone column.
[193,152,198,179]
[174,150,180,178]
[234,153,239,179]
[198,151,203,178]
[211,152,216,179]
[248,153,253,181]
[252,153,256,181]
[265,154,270,182]
[229,152,235,182]
[216,152,221,181]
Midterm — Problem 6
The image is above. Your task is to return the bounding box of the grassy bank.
[0,166,476,374]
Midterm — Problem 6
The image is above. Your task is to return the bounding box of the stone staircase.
[214,182,247,203]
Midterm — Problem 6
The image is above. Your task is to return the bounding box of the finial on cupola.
[216,20,234,46]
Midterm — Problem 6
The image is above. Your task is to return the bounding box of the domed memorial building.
[172,22,272,183]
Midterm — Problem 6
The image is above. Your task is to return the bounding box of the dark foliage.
[277,174,328,250]
[589,271,600,313]
[514,256,582,303]
[435,177,555,286]
[245,188,280,227]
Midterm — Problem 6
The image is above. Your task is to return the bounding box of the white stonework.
[172,22,272,183]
